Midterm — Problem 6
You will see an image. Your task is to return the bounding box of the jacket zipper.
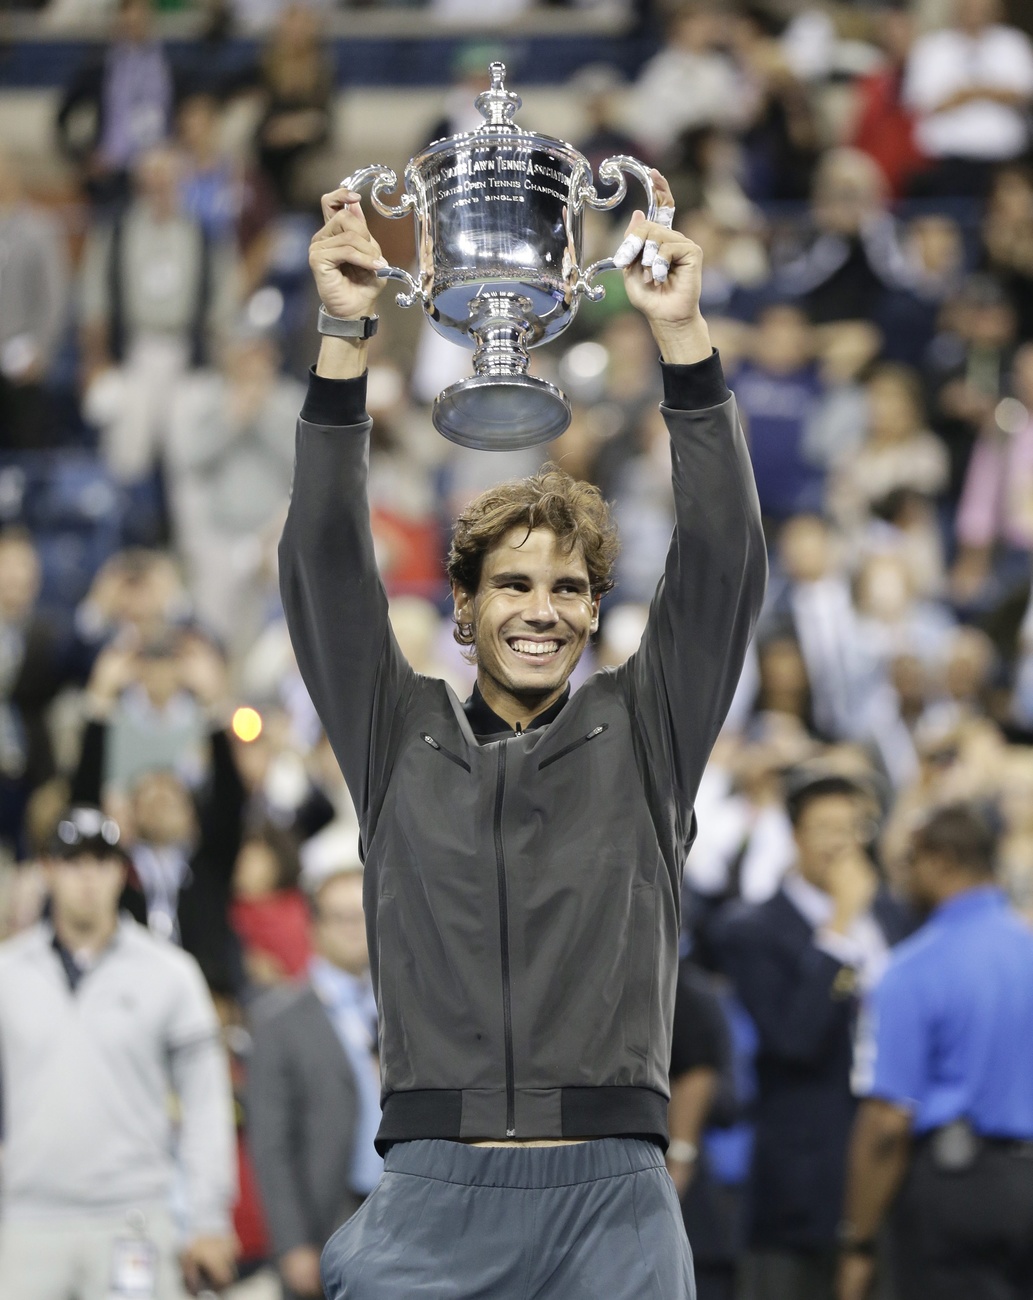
[493,742,517,1137]
[421,733,471,772]
[537,723,608,771]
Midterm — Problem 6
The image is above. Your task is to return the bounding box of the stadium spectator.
[828,363,948,540]
[0,804,237,1298]
[849,6,926,199]
[953,341,1033,605]
[70,634,246,988]
[247,3,334,210]
[625,6,739,159]
[715,773,911,1300]
[230,821,311,987]
[166,328,300,651]
[0,529,74,854]
[55,0,179,208]
[841,802,1033,1300]
[981,165,1033,343]
[0,149,71,449]
[78,145,239,491]
[730,304,829,524]
[904,0,1033,198]
[248,862,381,1300]
[778,149,907,328]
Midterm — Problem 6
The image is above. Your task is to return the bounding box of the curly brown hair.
[447,464,619,647]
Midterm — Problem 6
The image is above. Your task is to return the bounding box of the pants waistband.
[382,1137,666,1189]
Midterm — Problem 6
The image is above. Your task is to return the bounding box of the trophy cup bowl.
[343,62,657,451]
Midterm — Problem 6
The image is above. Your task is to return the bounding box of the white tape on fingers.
[641,239,660,267]
[656,205,676,229]
[652,256,670,283]
[613,234,645,268]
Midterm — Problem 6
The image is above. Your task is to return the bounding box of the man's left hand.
[181,1234,238,1294]
[614,170,710,365]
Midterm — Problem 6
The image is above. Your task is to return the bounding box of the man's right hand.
[281,1244,324,1297]
[309,188,389,321]
[826,852,877,936]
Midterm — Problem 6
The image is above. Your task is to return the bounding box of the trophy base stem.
[432,375,571,451]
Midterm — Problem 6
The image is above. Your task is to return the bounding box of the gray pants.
[0,1210,187,1300]
[321,1137,696,1299]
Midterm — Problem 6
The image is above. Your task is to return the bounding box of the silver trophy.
[343,62,657,450]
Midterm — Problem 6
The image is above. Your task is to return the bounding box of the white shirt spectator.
[904,23,1033,160]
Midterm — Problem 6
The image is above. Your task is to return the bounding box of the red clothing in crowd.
[852,66,927,198]
[230,890,312,980]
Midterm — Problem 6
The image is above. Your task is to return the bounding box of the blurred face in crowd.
[0,534,41,622]
[855,554,913,622]
[117,0,153,44]
[793,793,865,891]
[778,515,832,583]
[988,168,1033,224]
[45,853,126,940]
[314,871,368,975]
[944,627,994,702]
[131,771,196,846]
[907,214,963,280]
[456,527,599,719]
[753,306,812,376]
[135,647,184,709]
[670,8,723,53]
[758,637,810,718]
[867,370,923,445]
[813,151,886,235]
[956,0,1000,34]
[135,148,183,221]
[233,839,281,900]
[177,94,221,159]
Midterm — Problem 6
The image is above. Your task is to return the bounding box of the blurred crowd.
[4,0,1033,1295]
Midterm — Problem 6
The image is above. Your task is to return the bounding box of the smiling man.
[278,173,766,1300]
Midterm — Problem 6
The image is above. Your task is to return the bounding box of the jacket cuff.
[300,368,368,427]
[661,349,730,410]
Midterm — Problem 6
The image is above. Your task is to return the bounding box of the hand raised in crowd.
[180,1233,238,1295]
[85,639,140,715]
[280,1243,325,1297]
[825,850,878,937]
[177,633,230,712]
[309,187,389,321]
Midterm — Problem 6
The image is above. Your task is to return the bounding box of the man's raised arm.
[278,188,412,820]
[615,179,767,820]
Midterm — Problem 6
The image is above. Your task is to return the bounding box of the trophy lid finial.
[475,62,522,129]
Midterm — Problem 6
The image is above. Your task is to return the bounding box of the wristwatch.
[317,305,379,339]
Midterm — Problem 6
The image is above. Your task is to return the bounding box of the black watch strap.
[317,305,379,339]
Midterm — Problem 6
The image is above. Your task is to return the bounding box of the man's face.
[132,772,195,845]
[456,527,599,717]
[794,794,864,891]
[314,872,368,975]
[45,854,125,933]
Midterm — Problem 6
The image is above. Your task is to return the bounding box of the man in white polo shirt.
[904,0,1033,195]
[0,804,238,1300]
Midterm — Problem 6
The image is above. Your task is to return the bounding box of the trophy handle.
[576,157,658,302]
[339,166,426,309]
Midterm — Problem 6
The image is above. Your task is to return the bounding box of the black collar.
[463,683,570,742]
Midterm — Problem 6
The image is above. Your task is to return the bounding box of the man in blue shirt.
[838,801,1033,1300]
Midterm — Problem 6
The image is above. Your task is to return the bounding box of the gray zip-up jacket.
[279,351,766,1150]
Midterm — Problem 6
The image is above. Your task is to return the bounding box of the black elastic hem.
[300,367,368,427]
[661,349,730,411]
[376,1086,669,1155]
